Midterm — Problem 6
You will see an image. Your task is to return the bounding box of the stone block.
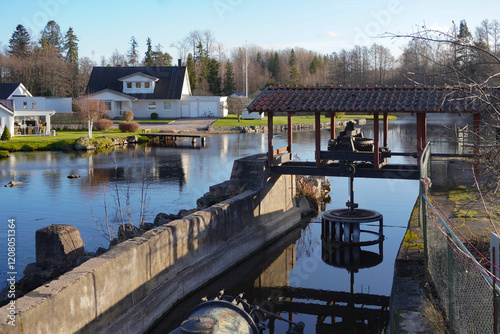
[36,224,86,270]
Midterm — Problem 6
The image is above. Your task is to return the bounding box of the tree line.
[1,19,500,98]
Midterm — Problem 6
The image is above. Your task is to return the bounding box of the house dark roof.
[85,66,187,100]
[248,86,500,114]
[0,83,21,99]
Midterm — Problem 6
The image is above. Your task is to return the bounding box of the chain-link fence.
[420,142,500,334]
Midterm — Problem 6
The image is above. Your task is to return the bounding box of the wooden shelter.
[248,86,498,179]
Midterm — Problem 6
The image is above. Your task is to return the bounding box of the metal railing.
[419,142,500,334]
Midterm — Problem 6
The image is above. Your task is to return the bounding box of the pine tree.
[9,24,31,57]
[289,65,301,85]
[309,55,322,74]
[127,36,139,66]
[39,20,63,54]
[223,61,236,96]
[206,58,222,95]
[144,37,154,66]
[268,52,281,80]
[289,49,297,66]
[63,27,79,65]
[186,54,197,92]
[152,44,172,66]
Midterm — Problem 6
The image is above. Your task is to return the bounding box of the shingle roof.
[85,66,187,100]
[0,83,21,99]
[248,86,500,113]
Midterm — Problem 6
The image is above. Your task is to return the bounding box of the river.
[0,114,471,332]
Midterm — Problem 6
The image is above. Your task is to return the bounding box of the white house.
[0,83,70,136]
[85,65,228,119]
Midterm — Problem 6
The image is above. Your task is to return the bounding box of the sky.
[1,0,499,62]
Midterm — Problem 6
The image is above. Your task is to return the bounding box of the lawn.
[212,114,396,127]
[0,128,149,152]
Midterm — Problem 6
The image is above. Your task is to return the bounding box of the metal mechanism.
[323,121,391,176]
[170,290,305,334]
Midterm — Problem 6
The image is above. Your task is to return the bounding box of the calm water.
[0,114,471,332]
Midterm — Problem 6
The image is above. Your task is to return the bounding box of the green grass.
[0,129,148,152]
[212,114,397,127]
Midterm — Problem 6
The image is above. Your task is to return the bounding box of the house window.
[148,102,156,110]
[145,82,150,89]
[103,102,112,110]
[23,102,27,109]
[163,102,171,110]
[127,82,132,89]
[136,82,141,88]
[32,102,37,110]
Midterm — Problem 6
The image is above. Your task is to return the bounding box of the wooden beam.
[416,113,422,161]
[373,112,380,170]
[330,112,336,140]
[288,112,293,155]
[315,112,321,168]
[383,112,388,147]
[268,112,274,167]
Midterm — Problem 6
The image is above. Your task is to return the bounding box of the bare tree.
[226,96,250,122]
[75,96,106,138]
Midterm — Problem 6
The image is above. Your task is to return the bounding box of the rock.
[117,223,140,241]
[127,135,138,143]
[23,262,42,276]
[4,181,22,187]
[35,224,86,270]
[75,137,95,151]
[67,175,81,179]
[75,256,91,266]
[17,269,56,292]
[95,247,108,255]
[197,193,225,209]
[153,213,174,226]
[140,222,155,231]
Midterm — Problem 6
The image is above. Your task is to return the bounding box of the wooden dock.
[142,132,209,146]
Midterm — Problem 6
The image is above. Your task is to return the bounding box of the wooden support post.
[268,112,274,167]
[416,113,423,161]
[383,112,388,148]
[330,112,336,140]
[373,112,380,170]
[422,113,427,147]
[315,112,321,168]
[288,112,293,155]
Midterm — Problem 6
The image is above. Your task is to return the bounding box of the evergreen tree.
[152,44,172,66]
[309,55,322,74]
[268,52,281,80]
[186,53,197,92]
[39,20,63,54]
[63,27,79,65]
[289,49,297,66]
[1,125,11,141]
[206,58,222,95]
[9,24,31,57]
[289,65,301,85]
[127,36,139,66]
[144,37,154,66]
[223,61,236,96]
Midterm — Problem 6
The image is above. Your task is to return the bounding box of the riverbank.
[0,114,394,152]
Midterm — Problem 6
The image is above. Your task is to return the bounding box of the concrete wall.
[0,155,300,334]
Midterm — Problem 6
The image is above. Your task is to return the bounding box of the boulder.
[127,135,138,143]
[67,175,81,179]
[74,137,95,151]
[118,223,140,240]
[35,224,86,270]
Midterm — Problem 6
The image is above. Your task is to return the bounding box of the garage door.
[199,102,218,117]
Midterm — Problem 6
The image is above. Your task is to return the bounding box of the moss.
[0,150,10,158]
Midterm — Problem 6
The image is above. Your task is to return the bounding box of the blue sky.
[1,0,498,61]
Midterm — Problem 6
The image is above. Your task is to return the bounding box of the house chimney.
[178,59,182,67]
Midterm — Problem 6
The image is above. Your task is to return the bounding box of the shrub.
[1,125,11,141]
[118,121,139,132]
[122,110,134,121]
[94,119,114,131]
[150,112,158,120]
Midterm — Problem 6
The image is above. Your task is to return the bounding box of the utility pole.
[245,40,248,98]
